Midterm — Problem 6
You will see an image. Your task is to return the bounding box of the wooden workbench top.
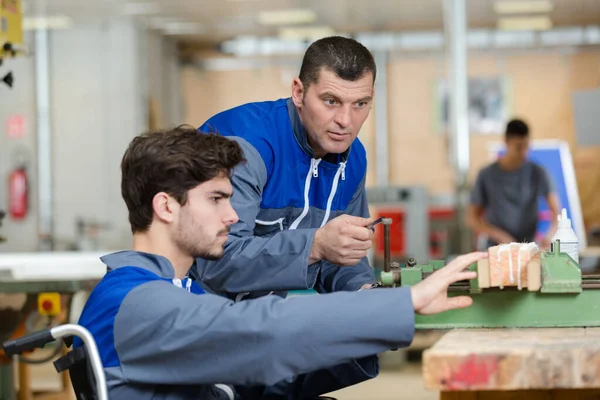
[422,328,600,392]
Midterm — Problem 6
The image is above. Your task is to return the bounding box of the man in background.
[467,118,560,248]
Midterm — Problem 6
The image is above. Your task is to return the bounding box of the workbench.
[0,251,106,400]
[422,328,600,399]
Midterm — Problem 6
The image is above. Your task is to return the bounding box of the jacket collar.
[286,97,350,163]
[101,250,182,279]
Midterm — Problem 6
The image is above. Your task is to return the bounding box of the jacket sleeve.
[315,174,376,293]
[256,356,378,400]
[113,281,415,387]
[195,136,320,294]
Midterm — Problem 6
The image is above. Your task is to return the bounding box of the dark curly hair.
[120,125,245,233]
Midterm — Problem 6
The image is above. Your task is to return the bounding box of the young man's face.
[505,136,529,165]
[292,68,374,159]
[173,173,238,260]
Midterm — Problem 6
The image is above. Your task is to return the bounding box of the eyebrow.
[208,190,233,198]
[319,92,372,103]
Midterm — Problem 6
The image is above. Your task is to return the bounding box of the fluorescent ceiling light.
[22,15,72,30]
[122,2,161,15]
[257,9,317,25]
[498,16,552,31]
[278,26,335,41]
[161,22,204,35]
[147,17,178,29]
[493,1,553,14]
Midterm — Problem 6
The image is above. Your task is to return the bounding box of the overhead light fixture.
[122,2,161,15]
[147,17,178,29]
[498,16,552,31]
[257,8,317,26]
[161,22,204,35]
[493,1,553,14]
[22,15,72,30]
[278,26,335,41]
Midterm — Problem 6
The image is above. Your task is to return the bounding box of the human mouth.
[217,228,230,237]
[327,131,350,141]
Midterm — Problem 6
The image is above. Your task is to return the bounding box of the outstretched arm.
[114,282,415,387]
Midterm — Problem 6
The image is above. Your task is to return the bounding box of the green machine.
[377,218,600,329]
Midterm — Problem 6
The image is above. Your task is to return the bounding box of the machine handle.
[3,329,54,357]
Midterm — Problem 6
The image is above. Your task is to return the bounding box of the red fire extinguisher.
[9,165,28,220]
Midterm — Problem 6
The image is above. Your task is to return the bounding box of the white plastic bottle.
[550,208,579,263]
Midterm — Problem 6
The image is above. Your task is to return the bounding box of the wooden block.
[423,328,600,392]
[477,258,490,288]
[488,243,540,290]
[527,256,542,292]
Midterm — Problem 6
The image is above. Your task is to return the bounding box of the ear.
[291,78,304,108]
[152,192,178,224]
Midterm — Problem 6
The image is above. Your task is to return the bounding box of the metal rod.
[384,222,391,272]
[374,50,389,186]
[51,324,107,400]
[35,27,54,251]
[444,0,471,253]
[581,284,600,289]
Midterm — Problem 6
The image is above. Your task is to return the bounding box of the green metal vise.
[377,219,597,329]
[540,240,582,293]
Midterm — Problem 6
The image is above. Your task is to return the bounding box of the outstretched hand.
[410,252,488,315]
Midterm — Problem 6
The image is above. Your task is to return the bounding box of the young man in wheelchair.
[71,125,486,399]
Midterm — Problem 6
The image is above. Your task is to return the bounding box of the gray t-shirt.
[470,160,553,245]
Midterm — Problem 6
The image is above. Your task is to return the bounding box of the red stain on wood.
[444,355,499,390]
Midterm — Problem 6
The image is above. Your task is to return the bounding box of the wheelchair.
[2,325,338,400]
[3,324,107,400]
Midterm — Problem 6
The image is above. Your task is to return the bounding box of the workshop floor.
[21,350,438,400]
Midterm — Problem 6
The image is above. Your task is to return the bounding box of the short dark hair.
[298,36,376,91]
[121,125,245,233]
[505,118,529,139]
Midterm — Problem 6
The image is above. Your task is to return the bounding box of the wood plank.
[423,328,600,391]
[440,389,600,399]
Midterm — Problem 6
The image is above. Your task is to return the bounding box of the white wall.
[0,19,181,252]
[147,31,182,128]
[0,33,39,252]
[50,20,148,250]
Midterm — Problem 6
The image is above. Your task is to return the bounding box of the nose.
[333,105,351,128]
[224,202,239,226]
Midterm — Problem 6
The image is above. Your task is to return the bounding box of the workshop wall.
[0,33,39,252]
[147,32,182,130]
[0,21,181,252]
[180,48,600,231]
[49,21,148,251]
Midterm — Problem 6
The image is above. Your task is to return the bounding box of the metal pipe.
[51,324,108,400]
[444,0,471,253]
[35,28,54,251]
[373,50,389,186]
